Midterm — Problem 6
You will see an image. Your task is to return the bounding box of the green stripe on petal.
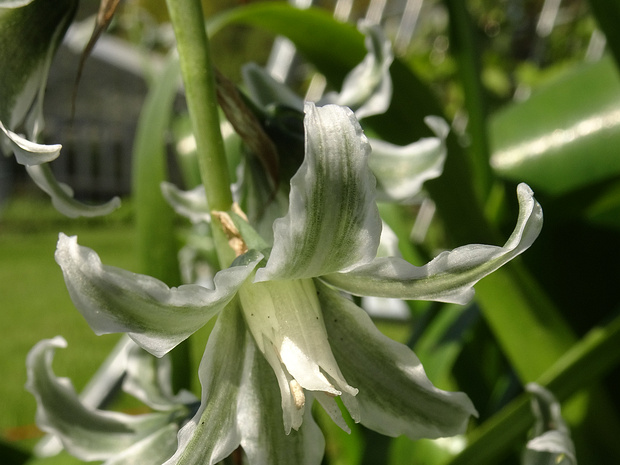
[323,183,542,304]
[317,282,478,440]
[26,337,182,462]
[238,344,325,465]
[55,234,262,357]
[255,103,382,281]
[163,302,246,465]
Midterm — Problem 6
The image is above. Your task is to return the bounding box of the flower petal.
[26,164,121,218]
[238,342,325,465]
[0,120,61,164]
[0,0,76,130]
[239,279,357,404]
[54,234,262,357]
[26,337,182,461]
[161,182,211,224]
[163,302,247,465]
[242,62,304,112]
[325,22,393,119]
[369,116,449,203]
[316,282,478,439]
[323,183,542,304]
[255,103,382,281]
[35,335,135,458]
[523,383,576,465]
[123,345,197,411]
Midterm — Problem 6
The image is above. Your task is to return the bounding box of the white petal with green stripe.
[123,345,197,411]
[161,182,210,224]
[163,303,246,465]
[317,282,478,439]
[26,337,184,462]
[27,164,121,217]
[238,277,357,432]
[369,116,449,203]
[238,343,325,465]
[329,22,393,119]
[255,103,382,282]
[0,120,61,164]
[323,183,542,304]
[55,234,262,357]
[104,423,180,465]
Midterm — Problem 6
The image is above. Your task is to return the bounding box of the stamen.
[289,379,306,410]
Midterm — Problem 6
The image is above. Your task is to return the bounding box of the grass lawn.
[0,192,139,464]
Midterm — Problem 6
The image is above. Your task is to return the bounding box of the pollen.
[290,379,306,410]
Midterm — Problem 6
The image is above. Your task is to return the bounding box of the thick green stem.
[166,0,234,266]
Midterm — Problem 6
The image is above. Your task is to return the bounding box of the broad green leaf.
[209,3,363,87]
[255,103,381,282]
[446,311,620,465]
[490,56,620,195]
[588,0,620,71]
[132,54,183,286]
[54,233,262,357]
[317,281,477,440]
[444,0,493,201]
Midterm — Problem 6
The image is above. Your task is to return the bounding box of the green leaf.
[446,311,620,465]
[588,0,620,71]
[444,0,493,202]
[490,56,620,195]
[132,54,183,286]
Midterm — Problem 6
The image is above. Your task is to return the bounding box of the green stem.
[444,0,493,204]
[446,312,620,465]
[166,0,234,266]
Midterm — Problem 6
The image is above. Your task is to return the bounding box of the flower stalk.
[165,0,235,266]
